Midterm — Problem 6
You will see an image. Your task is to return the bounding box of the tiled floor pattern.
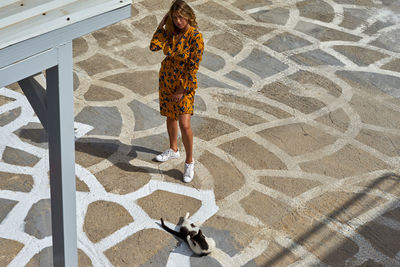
[1,0,400,266]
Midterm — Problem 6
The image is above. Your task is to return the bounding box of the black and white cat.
[160,212,216,256]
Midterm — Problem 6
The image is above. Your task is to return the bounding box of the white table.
[0,1,131,266]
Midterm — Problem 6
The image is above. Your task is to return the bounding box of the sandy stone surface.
[333,45,388,66]
[0,172,33,192]
[208,33,244,57]
[77,54,127,76]
[0,95,14,106]
[203,215,261,257]
[192,116,238,141]
[215,93,292,119]
[315,108,350,132]
[94,163,151,194]
[300,144,391,178]
[219,137,286,170]
[0,238,24,266]
[76,177,90,192]
[1,0,400,266]
[84,85,124,102]
[0,198,17,223]
[356,128,400,157]
[0,108,21,127]
[281,210,360,266]
[25,247,93,267]
[13,122,48,149]
[24,199,52,239]
[218,107,267,126]
[252,241,300,267]
[75,138,120,167]
[241,191,291,226]
[288,70,343,97]
[297,0,334,22]
[105,229,176,266]
[137,190,202,223]
[257,123,337,156]
[84,201,133,243]
[306,191,387,224]
[258,176,322,198]
[261,82,326,114]
[199,151,245,201]
[382,58,400,73]
[356,173,400,197]
[2,147,40,167]
[349,94,400,128]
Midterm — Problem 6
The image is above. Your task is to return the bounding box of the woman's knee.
[179,116,191,132]
[179,122,191,132]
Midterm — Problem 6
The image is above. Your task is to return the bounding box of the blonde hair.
[165,0,198,35]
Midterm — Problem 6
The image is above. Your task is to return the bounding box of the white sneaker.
[183,161,194,183]
[155,148,180,162]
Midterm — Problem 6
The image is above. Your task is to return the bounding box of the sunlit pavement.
[1,0,400,266]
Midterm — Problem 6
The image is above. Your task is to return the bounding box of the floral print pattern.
[150,27,204,120]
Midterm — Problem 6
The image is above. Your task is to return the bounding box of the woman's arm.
[172,32,204,102]
[158,13,168,30]
[180,32,204,92]
[149,13,169,51]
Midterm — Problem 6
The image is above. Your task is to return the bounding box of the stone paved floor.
[1,0,400,266]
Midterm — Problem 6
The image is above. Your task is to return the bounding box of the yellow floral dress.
[150,26,204,120]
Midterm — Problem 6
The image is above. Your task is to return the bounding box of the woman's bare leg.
[178,114,193,163]
[167,117,179,152]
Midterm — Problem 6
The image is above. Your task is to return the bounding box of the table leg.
[46,41,78,267]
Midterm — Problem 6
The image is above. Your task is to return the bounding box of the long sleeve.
[181,32,204,92]
[150,28,168,52]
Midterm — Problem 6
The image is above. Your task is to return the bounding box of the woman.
[150,0,204,183]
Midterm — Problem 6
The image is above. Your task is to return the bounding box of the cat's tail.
[160,218,185,239]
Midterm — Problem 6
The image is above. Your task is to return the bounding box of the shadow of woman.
[75,137,183,181]
[17,127,184,180]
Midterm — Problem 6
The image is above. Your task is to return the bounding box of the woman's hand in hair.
[158,13,169,30]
